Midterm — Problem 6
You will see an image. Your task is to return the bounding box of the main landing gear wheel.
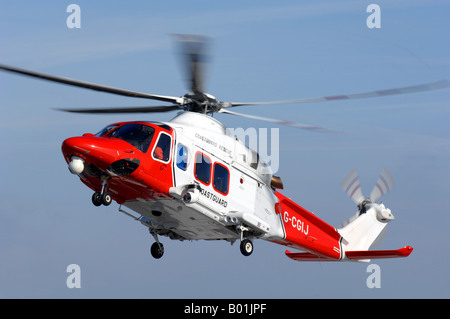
[151,242,164,259]
[240,239,253,256]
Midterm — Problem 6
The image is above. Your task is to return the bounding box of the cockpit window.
[95,125,118,137]
[152,132,172,162]
[107,123,155,153]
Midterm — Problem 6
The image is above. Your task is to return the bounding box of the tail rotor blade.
[370,168,395,202]
[341,169,364,205]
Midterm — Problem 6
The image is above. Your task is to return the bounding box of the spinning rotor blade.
[175,34,210,96]
[57,105,181,114]
[218,109,338,133]
[226,79,450,107]
[0,64,183,105]
[370,168,395,202]
[341,169,365,205]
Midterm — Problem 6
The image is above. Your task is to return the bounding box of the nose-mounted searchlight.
[68,156,85,175]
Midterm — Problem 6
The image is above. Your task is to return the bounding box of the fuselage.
[62,112,286,242]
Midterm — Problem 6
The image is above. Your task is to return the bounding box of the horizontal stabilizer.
[346,246,413,260]
[285,250,336,262]
[286,246,413,262]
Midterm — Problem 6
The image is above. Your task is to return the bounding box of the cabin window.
[194,152,211,185]
[213,163,230,195]
[152,132,172,162]
[176,143,189,171]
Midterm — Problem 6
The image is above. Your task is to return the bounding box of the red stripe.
[379,175,389,191]
[345,176,359,194]
[350,184,361,199]
[375,183,384,196]
[279,120,295,126]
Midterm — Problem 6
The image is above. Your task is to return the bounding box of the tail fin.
[338,202,393,252]
[335,202,413,261]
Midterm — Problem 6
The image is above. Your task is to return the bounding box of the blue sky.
[1,0,449,298]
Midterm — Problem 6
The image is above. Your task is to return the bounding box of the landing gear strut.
[92,176,112,206]
[237,225,254,256]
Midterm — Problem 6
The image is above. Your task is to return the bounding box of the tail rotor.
[341,168,394,208]
[369,168,395,203]
[338,168,402,255]
[340,169,364,206]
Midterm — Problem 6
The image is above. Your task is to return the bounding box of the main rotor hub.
[183,92,222,113]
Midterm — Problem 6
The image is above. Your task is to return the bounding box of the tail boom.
[272,192,343,260]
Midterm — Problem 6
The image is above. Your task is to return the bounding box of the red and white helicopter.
[2,35,447,261]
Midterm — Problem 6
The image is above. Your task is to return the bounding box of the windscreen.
[106,123,155,153]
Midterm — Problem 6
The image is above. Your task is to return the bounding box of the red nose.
[62,135,124,170]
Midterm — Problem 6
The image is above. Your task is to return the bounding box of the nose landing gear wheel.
[240,239,253,256]
[91,176,113,207]
[92,192,102,206]
[151,242,164,259]
[102,192,112,206]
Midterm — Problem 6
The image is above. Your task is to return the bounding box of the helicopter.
[1,35,447,261]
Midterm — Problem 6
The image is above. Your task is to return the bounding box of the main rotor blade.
[218,109,338,133]
[0,64,183,104]
[225,79,450,107]
[175,34,210,96]
[56,105,181,114]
